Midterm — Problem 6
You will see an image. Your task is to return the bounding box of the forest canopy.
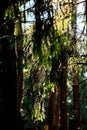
[0,0,87,130]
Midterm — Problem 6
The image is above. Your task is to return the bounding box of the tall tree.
[0,6,17,130]
[13,1,24,129]
[59,47,69,130]
[71,0,82,129]
[0,0,25,129]
[72,68,81,130]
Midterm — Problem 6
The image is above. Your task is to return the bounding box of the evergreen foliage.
[0,0,87,130]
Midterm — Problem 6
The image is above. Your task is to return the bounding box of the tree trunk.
[72,68,81,130]
[48,90,55,130]
[13,2,24,130]
[0,17,17,129]
[54,86,61,130]
[33,122,38,130]
[59,48,69,130]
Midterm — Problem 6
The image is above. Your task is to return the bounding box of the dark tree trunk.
[54,86,61,130]
[0,17,17,129]
[48,90,55,130]
[72,68,81,130]
[32,122,38,130]
[50,46,69,130]
[58,48,69,130]
[13,3,24,130]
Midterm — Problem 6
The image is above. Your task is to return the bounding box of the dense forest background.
[0,0,87,130]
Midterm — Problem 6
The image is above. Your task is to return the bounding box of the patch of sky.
[21,0,34,12]
[20,0,35,29]
[21,0,53,29]
[76,0,87,56]
[76,0,85,34]
[84,72,87,78]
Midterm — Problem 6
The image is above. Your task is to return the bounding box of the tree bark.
[72,68,81,130]
[48,90,55,130]
[59,48,69,130]
[13,2,24,130]
[54,86,61,130]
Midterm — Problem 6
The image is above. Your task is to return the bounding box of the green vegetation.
[0,0,87,130]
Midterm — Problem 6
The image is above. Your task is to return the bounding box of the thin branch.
[80,78,87,85]
[68,62,87,66]
[0,19,9,29]
[0,35,11,40]
[65,78,87,100]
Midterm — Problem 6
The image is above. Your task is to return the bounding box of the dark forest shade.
[0,12,17,129]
